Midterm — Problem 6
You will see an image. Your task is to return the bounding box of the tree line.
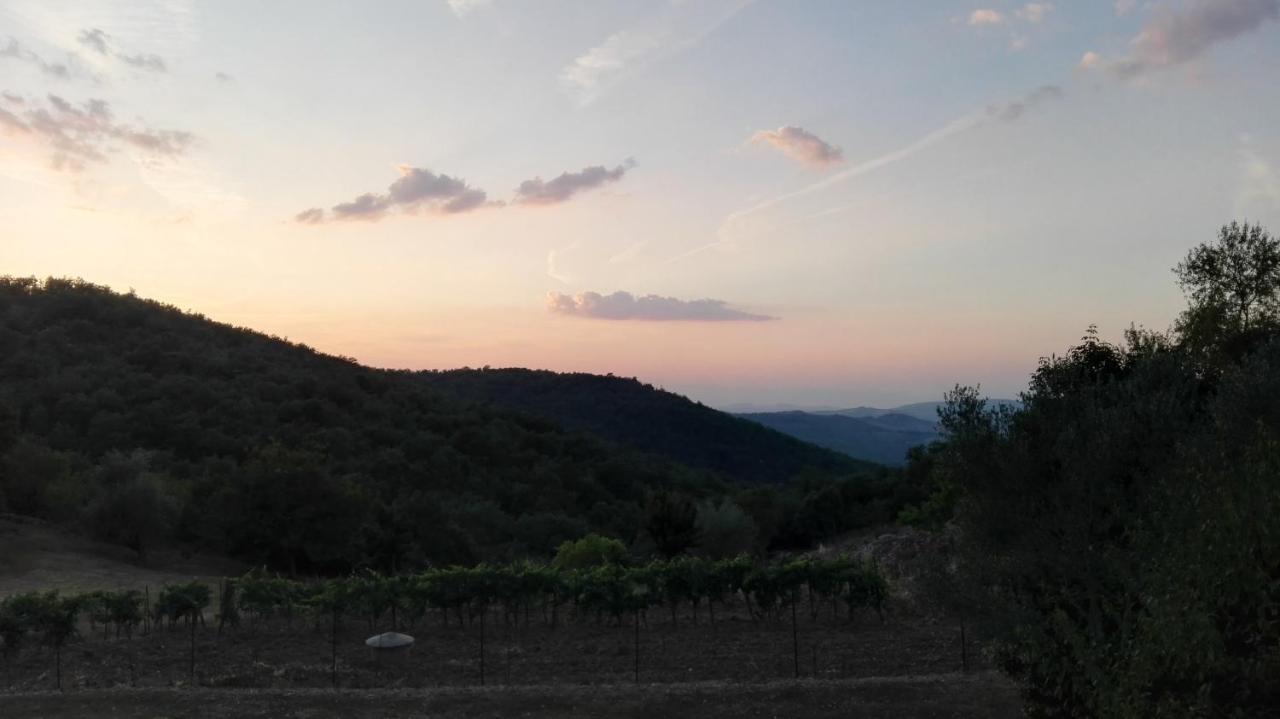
[0,277,914,574]
[901,222,1280,717]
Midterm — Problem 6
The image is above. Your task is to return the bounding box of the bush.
[695,500,757,559]
[552,533,628,571]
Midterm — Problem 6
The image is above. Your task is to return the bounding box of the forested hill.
[419,369,875,484]
[0,278,892,573]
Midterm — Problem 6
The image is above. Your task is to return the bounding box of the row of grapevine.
[0,557,886,689]
[0,582,209,689]
[226,555,887,632]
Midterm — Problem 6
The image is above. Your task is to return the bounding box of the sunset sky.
[3,0,1279,407]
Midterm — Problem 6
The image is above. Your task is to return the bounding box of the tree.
[910,223,1280,715]
[1175,221,1280,362]
[694,500,757,559]
[644,491,700,559]
[552,533,628,570]
[83,452,177,561]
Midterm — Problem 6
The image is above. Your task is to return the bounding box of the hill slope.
[0,278,887,572]
[419,369,876,484]
[737,412,939,466]
[0,278,735,570]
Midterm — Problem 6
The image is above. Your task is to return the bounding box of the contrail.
[668,110,985,264]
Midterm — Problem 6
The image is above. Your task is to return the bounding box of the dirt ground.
[1,673,1021,718]
[0,515,242,596]
[0,517,1023,717]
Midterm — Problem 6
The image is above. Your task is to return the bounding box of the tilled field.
[0,607,982,692]
[0,673,1021,718]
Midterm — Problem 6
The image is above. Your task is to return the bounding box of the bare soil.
[0,515,242,596]
[1,674,1020,718]
[0,518,1022,717]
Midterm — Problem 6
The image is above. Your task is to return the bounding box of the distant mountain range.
[735,399,1021,466]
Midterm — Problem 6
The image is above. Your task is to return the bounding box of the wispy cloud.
[77,28,109,55]
[1114,0,1279,78]
[560,0,752,107]
[331,193,391,221]
[515,160,634,205]
[0,93,193,172]
[607,241,647,265]
[1015,3,1054,23]
[967,4,1053,50]
[76,27,167,72]
[676,84,1065,264]
[1236,135,1280,215]
[546,244,578,284]
[1,37,76,79]
[986,84,1063,121]
[447,0,491,18]
[750,126,844,167]
[968,9,1005,25]
[547,291,774,322]
[294,207,325,224]
[301,165,495,224]
[679,113,984,263]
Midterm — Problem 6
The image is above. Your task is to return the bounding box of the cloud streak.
[986,84,1063,121]
[515,160,634,205]
[447,0,491,17]
[750,126,844,167]
[1,38,74,79]
[560,0,751,106]
[968,9,1004,25]
[673,84,1064,264]
[302,165,495,223]
[1115,0,1279,78]
[0,93,193,171]
[76,27,167,72]
[547,291,775,322]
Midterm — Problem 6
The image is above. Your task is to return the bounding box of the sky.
[2,0,1279,409]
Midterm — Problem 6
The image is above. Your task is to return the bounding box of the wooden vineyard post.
[479,605,486,686]
[189,611,196,685]
[634,608,640,683]
[791,590,799,679]
[960,618,968,672]
[331,608,338,688]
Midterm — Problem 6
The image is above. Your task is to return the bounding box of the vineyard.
[0,554,954,694]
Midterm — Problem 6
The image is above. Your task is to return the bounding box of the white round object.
[365,631,414,649]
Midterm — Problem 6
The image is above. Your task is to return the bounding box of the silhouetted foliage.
[0,277,895,570]
[419,368,877,483]
[551,533,628,571]
[1175,221,1280,370]
[905,222,1280,716]
[644,490,701,558]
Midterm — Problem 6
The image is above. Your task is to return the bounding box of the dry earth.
[2,673,1021,718]
[1,517,1023,717]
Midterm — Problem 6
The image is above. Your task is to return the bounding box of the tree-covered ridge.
[419,368,876,483]
[903,222,1280,716]
[0,277,904,574]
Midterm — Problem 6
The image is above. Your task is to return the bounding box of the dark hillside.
[0,278,730,570]
[419,369,878,483]
[0,278,898,573]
